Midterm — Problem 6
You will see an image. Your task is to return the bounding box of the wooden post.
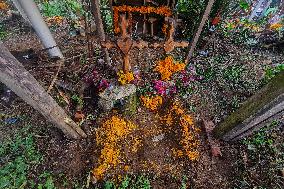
[91,0,111,65]
[185,0,215,64]
[213,71,284,140]
[0,43,87,139]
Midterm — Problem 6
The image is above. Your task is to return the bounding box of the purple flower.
[98,79,109,91]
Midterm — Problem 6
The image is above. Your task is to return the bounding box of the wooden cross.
[102,10,189,72]
[101,14,148,73]
[151,17,189,53]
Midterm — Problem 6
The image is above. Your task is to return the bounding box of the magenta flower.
[98,79,109,91]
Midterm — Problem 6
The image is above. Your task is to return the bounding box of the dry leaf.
[211,146,222,157]
[74,111,85,122]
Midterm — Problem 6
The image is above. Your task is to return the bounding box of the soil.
[1,12,283,189]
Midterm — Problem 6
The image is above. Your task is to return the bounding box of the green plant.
[242,121,279,148]
[176,0,229,39]
[0,125,59,189]
[119,176,130,189]
[100,0,113,34]
[0,126,42,189]
[134,175,151,189]
[180,176,188,189]
[37,0,84,20]
[104,181,116,189]
[223,65,243,81]
[234,120,284,188]
[37,172,56,189]
[263,64,284,82]
[99,175,151,189]
[0,24,8,40]
[71,94,84,108]
[196,63,217,82]
[239,0,249,11]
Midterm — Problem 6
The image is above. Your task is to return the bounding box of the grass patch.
[232,121,284,188]
[0,125,56,189]
[97,175,151,189]
[0,24,8,40]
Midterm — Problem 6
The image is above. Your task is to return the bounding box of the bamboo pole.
[16,0,63,58]
[185,0,215,64]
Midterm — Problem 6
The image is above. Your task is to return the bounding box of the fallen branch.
[47,59,64,93]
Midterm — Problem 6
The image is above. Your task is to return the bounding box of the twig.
[34,134,49,138]
[47,59,65,93]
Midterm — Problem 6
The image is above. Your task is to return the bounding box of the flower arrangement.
[117,70,134,85]
[154,56,186,81]
[93,116,137,180]
[113,5,172,34]
[140,95,163,111]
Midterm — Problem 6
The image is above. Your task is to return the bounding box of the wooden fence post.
[91,0,111,65]
[213,71,284,141]
[185,0,215,64]
[0,43,87,139]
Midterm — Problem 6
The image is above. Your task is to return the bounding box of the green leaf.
[239,0,249,10]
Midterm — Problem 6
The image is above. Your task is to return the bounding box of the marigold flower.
[93,116,137,180]
[140,95,163,111]
[160,101,200,161]
[0,2,8,10]
[117,70,134,85]
[46,16,63,25]
[270,23,283,30]
[155,56,186,81]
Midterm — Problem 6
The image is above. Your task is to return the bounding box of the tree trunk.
[91,0,111,65]
[185,0,215,64]
[0,43,86,139]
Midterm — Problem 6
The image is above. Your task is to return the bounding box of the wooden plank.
[223,94,284,141]
[0,43,86,139]
[232,109,284,141]
[213,71,284,139]
[185,0,215,64]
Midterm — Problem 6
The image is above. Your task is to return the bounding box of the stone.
[152,134,165,142]
[98,84,137,111]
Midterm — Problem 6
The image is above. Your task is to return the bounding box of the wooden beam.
[0,43,87,139]
[185,0,215,64]
[213,71,284,139]
[91,0,111,65]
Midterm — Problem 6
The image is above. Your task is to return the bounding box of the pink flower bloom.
[154,80,167,96]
